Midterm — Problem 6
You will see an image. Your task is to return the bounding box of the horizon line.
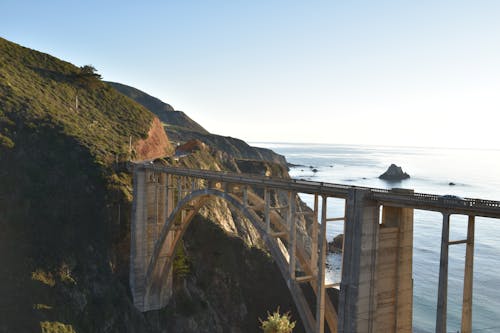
[248,140,500,152]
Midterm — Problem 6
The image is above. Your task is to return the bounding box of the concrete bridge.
[130,164,500,333]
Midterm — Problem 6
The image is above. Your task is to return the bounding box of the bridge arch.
[144,188,312,327]
[130,167,345,332]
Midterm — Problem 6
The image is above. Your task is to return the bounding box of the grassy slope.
[105,81,175,113]
[106,81,209,135]
[0,37,154,165]
[0,37,302,332]
[0,37,159,332]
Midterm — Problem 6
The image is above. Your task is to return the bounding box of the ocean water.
[253,142,500,333]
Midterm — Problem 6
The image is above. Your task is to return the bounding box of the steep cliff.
[151,142,309,332]
[0,37,174,332]
[0,37,307,333]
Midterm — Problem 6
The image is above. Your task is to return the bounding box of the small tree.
[79,65,102,79]
[72,65,102,107]
[73,65,102,90]
[172,240,190,280]
[259,308,295,333]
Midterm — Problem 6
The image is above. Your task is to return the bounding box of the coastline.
[259,142,500,333]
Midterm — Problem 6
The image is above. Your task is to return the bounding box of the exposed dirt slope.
[134,117,174,160]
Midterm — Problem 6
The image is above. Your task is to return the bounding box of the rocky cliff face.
[149,142,309,332]
[134,117,174,160]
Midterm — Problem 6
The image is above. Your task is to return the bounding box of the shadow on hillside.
[0,121,120,332]
[28,66,75,84]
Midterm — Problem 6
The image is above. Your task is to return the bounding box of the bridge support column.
[130,168,173,311]
[339,188,414,333]
[375,189,414,333]
[288,191,297,282]
[461,215,475,333]
[148,173,174,309]
[315,195,328,333]
[339,189,380,333]
[130,168,149,311]
[436,213,450,333]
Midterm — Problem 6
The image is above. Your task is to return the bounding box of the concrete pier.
[376,190,413,333]
[338,189,380,333]
[338,188,413,333]
[130,169,173,311]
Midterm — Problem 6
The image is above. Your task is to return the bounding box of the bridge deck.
[136,164,500,219]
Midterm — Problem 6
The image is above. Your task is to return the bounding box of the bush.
[40,321,76,333]
[173,240,190,279]
[0,133,14,149]
[260,308,295,333]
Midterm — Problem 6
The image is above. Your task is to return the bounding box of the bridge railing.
[135,163,500,218]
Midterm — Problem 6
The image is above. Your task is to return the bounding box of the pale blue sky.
[1,1,500,148]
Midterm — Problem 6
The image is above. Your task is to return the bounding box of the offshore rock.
[328,234,343,253]
[379,164,410,180]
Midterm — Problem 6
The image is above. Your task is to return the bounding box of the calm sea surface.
[253,142,500,333]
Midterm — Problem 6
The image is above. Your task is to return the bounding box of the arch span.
[144,188,316,332]
[130,167,344,333]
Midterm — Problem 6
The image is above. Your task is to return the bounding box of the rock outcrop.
[328,234,344,253]
[134,117,174,160]
[175,139,207,155]
[154,141,309,332]
[379,164,410,180]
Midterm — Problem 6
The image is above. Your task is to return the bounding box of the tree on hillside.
[71,65,102,110]
[79,65,102,79]
[73,65,102,89]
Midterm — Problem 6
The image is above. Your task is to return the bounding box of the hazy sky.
[2,1,500,148]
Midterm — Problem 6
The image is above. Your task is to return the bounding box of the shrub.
[0,134,14,149]
[31,269,56,287]
[259,308,295,333]
[173,240,190,279]
[40,321,76,333]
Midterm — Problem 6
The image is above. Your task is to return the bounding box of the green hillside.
[0,37,162,332]
[0,37,156,165]
[107,81,209,135]
[0,37,302,333]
